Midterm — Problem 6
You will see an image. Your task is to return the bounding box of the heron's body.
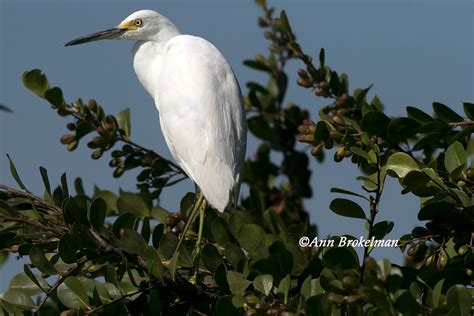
[66,10,247,212]
[134,34,246,211]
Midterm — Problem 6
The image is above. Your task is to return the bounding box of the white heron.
[66,10,247,259]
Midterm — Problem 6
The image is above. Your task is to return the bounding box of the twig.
[36,256,89,312]
[0,214,64,236]
[0,184,62,214]
[84,287,146,315]
[448,121,474,127]
[361,153,384,282]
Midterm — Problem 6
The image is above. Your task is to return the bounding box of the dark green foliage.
[0,1,472,315]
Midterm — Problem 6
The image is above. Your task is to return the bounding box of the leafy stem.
[361,151,384,282]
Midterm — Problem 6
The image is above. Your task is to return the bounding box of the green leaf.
[263,208,286,236]
[243,60,271,72]
[9,272,47,296]
[141,216,151,243]
[93,188,118,214]
[225,244,245,268]
[349,147,371,162]
[29,246,57,275]
[372,221,394,240]
[444,141,467,176]
[216,295,242,316]
[432,279,445,308]
[330,187,368,200]
[60,172,69,199]
[319,48,325,67]
[22,69,50,97]
[253,274,273,296]
[322,246,359,269]
[23,264,48,293]
[313,121,330,143]
[0,200,19,216]
[201,244,224,273]
[44,87,66,108]
[0,103,12,113]
[58,233,77,264]
[446,285,471,316]
[237,224,266,253]
[63,197,81,225]
[279,10,293,39]
[215,263,230,291]
[112,213,136,237]
[277,275,290,304]
[1,289,35,310]
[354,85,373,106]
[463,102,474,120]
[6,154,26,190]
[231,294,245,308]
[227,271,251,296]
[388,117,420,143]
[418,201,454,221]
[83,280,114,304]
[406,106,434,124]
[250,188,265,215]
[74,177,85,196]
[152,223,164,249]
[329,198,366,219]
[159,232,178,260]
[360,111,390,137]
[268,242,293,276]
[150,205,170,223]
[89,198,107,231]
[39,166,51,195]
[116,107,131,137]
[117,192,149,217]
[433,102,463,122]
[57,276,91,310]
[118,228,147,257]
[300,276,319,300]
[144,246,164,281]
[247,115,272,141]
[229,211,254,237]
[386,152,419,178]
[401,170,440,197]
[211,217,233,247]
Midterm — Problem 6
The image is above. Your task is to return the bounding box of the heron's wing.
[156,35,247,211]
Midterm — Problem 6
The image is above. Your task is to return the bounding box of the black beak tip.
[65,39,79,47]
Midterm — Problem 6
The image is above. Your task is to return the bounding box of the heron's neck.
[132,23,180,99]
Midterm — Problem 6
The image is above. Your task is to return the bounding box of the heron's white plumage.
[130,11,247,212]
[66,9,247,212]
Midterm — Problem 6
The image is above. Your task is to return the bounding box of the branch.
[0,184,62,214]
[361,151,384,282]
[448,121,474,127]
[0,214,64,236]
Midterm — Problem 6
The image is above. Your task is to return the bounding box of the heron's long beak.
[65,27,127,46]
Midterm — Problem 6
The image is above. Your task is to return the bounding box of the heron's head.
[65,10,173,46]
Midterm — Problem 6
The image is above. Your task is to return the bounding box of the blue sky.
[0,0,472,291]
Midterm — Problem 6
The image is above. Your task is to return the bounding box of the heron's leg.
[193,197,208,258]
[175,191,204,253]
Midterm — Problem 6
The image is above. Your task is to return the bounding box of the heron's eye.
[134,19,143,27]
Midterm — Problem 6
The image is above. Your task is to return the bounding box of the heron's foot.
[188,272,198,285]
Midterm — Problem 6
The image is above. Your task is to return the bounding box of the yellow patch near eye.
[117,20,139,30]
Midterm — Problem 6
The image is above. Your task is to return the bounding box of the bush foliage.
[0,1,472,315]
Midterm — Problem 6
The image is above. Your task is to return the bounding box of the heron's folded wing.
[156,35,246,211]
